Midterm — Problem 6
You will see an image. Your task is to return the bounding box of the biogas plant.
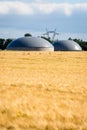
[7,31,82,51]
[7,37,54,51]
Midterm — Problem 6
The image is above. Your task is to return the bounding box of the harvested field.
[0,51,87,130]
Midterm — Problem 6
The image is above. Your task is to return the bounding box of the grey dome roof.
[7,37,54,51]
[53,40,82,51]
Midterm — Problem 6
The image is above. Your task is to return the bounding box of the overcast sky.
[0,0,87,39]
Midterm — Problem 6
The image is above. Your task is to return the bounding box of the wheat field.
[0,51,87,130]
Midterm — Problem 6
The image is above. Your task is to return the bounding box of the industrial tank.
[53,40,82,51]
[7,37,54,51]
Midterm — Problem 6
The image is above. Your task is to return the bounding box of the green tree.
[3,38,13,50]
[41,36,52,43]
[24,33,32,37]
[68,37,72,40]
[0,38,5,50]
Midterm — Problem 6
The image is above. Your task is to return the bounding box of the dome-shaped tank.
[53,40,82,51]
[7,37,54,51]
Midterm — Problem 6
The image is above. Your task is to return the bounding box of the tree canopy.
[0,38,13,50]
[24,33,32,37]
[0,34,87,50]
[41,36,52,43]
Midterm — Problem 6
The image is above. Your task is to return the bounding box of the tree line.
[0,33,87,50]
[0,38,13,50]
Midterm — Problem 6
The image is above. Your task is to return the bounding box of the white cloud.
[0,1,34,15]
[0,1,87,16]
